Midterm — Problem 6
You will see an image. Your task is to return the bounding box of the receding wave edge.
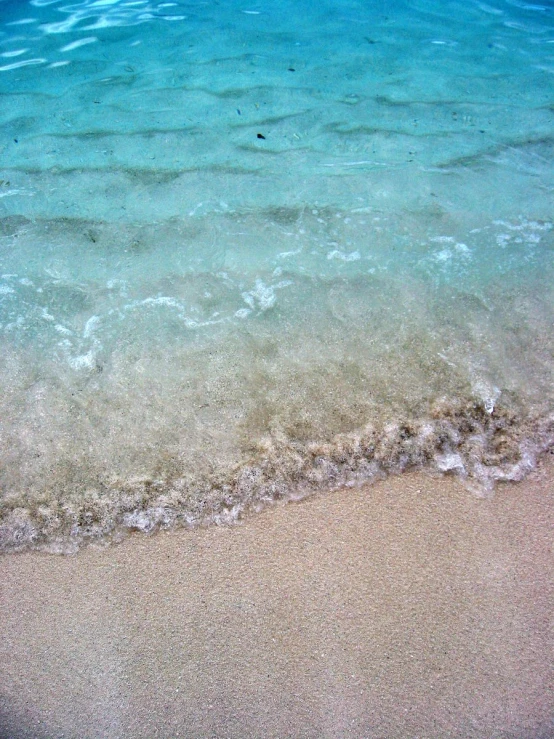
[1,400,553,554]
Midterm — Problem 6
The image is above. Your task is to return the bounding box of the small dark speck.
[288,67,295,72]
[257,133,266,139]
[479,129,485,133]
[237,108,241,115]
[93,100,101,104]
[13,138,18,143]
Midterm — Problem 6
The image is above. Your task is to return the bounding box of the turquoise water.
[0,0,553,552]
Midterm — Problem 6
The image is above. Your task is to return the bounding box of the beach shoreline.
[1,460,553,738]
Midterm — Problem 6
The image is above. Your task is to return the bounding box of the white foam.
[429,236,455,243]
[277,249,302,259]
[0,189,26,198]
[139,296,182,308]
[122,510,155,532]
[68,350,97,371]
[83,315,101,338]
[241,278,292,313]
[54,324,73,335]
[471,379,501,414]
[436,453,466,473]
[434,249,452,263]
[327,250,361,262]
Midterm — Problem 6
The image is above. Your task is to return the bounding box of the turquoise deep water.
[0,0,553,552]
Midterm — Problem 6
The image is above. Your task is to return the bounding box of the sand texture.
[1,463,553,738]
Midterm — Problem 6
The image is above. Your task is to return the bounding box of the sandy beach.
[1,461,553,739]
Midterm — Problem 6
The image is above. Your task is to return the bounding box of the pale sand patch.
[1,462,553,739]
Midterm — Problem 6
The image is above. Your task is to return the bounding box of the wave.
[1,399,552,554]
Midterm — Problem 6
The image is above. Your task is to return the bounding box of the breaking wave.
[2,399,553,554]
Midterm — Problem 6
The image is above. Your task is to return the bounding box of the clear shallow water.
[0,0,553,552]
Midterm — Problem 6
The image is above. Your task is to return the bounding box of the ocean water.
[0,0,552,552]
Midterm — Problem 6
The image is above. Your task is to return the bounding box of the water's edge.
[2,400,553,554]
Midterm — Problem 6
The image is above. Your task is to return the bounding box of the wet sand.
[1,462,553,739]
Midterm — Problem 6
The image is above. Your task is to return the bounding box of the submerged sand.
[1,462,553,738]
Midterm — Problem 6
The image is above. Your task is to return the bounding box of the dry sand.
[1,461,553,739]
